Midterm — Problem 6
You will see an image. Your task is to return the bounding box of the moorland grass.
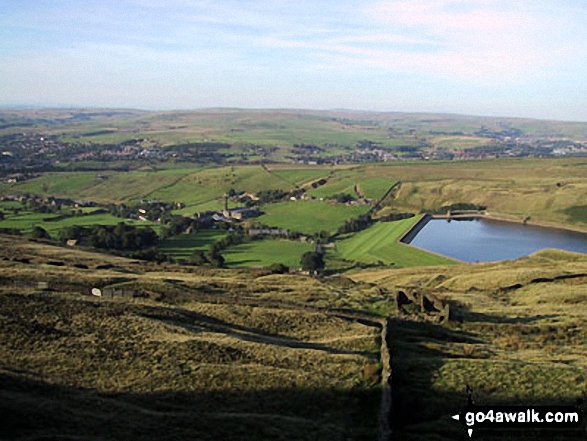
[353,252,587,440]
[0,237,382,440]
[2,233,587,441]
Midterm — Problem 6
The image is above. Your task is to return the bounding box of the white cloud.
[357,0,579,81]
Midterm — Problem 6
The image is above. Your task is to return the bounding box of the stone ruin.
[395,287,450,323]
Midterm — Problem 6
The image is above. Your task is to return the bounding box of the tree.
[300,251,325,275]
[268,263,289,274]
[31,226,51,240]
[190,251,207,265]
[333,193,355,203]
[206,251,224,267]
[313,230,330,244]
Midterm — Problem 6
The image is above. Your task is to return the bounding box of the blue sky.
[1,0,586,120]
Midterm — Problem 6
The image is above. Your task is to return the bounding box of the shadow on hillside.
[387,317,586,441]
[323,262,391,276]
[137,304,375,357]
[448,300,559,324]
[0,372,380,441]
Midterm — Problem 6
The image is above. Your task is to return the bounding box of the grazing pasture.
[0,208,159,236]
[157,230,229,259]
[334,216,455,267]
[223,239,314,268]
[257,200,370,235]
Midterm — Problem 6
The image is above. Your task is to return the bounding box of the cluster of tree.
[378,212,415,222]
[168,142,233,164]
[159,215,198,239]
[209,232,246,254]
[107,201,176,222]
[431,203,487,214]
[338,214,373,234]
[189,250,224,267]
[329,193,355,203]
[336,212,415,237]
[396,146,421,153]
[474,126,523,139]
[267,262,289,274]
[356,140,381,150]
[191,232,248,268]
[31,226,51,240]
[27,203,61,214]
[313,230,331,243]
[59,222,159,251]
[300,251,325,275]
[310,178,328,188]
[291,144,325,155]
[253,189,289,204]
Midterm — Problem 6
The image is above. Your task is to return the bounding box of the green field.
[257,200,370,235]
[306,170,396,201]
[156,165,298,213]
[0,209,160,237]
[2,166,297,212]
[268,168,332,187]
[158,230,228,258]
[334,216,456,267]
[2,158,587,271]
[356,178,397,199]
[6,171,185,203]
[223,239,314,268]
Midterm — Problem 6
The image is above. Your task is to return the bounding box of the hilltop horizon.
[2,105,587,124]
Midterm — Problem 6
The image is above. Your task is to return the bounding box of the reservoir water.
[406,217,587,263]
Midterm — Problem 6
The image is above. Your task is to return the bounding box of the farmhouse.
[222,207,260,220]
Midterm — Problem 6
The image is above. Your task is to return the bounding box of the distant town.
[2,126,587,182]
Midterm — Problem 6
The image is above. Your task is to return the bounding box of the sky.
[1,0,586,121]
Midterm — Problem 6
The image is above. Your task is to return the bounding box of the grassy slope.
[335,217,455,267]
[307,170,396,201]
[350,251,587,440]
[0,235,381,441]
[377,158,587,228]
[147,165,290,211]
[257,200,370,235]
[2,229,587,440]
[0,209,160,236]
[267,169,332,187]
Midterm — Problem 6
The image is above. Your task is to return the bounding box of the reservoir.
[405,217,587,263]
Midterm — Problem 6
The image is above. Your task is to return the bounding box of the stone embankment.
[377,318,392,441]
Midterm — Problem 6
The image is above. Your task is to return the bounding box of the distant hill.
[1,108,586,166]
